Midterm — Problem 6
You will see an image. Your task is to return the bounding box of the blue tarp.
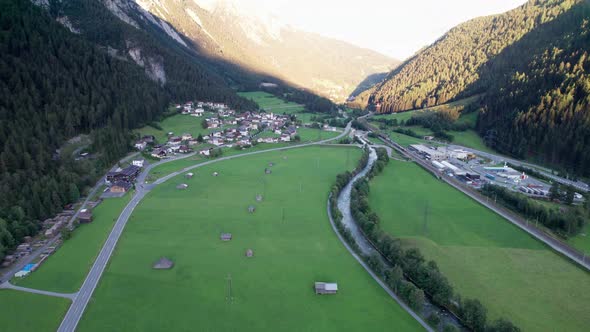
[22,263,36,272]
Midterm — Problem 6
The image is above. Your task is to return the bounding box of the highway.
[57,123,352,332]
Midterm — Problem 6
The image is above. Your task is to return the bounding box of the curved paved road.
[0,281,77,300]
[57,123,352,332]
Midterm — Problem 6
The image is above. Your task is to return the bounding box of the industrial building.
[409,144,446,161]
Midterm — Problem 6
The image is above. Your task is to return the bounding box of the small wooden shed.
[153,257,174,270]
[314,282,338,295]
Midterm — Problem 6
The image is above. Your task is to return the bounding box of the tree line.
[481,184,587,237]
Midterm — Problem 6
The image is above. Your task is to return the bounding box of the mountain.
[120,0,398,102]
[369,0,580,113]
[477,1,590,176]
[0,0,257,260]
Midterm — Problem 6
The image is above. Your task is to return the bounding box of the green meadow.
[14,195,132,293]
[77,147,423,332]
[0,289,70,332]
[368,160,590,331]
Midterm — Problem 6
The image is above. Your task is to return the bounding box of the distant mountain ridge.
[123,0,398,102]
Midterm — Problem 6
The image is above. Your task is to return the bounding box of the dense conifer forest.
[477,1,590,176]
[0,0,254,260]
[369,0,579,113]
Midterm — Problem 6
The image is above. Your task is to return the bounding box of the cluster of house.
[135,100,301,159]
[105,164,142,193]
[202,109,297,145]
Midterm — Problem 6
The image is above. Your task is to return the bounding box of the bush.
[426,313,441,328]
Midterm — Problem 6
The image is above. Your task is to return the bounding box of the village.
[134,101,300,159]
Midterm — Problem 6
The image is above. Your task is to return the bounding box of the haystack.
[153,257,174,270]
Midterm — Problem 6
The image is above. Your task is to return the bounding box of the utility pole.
[423,201,429,236]
[226,273,233,304]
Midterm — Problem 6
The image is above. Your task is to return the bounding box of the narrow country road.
[0,281,77,300]
[57,123,353,332]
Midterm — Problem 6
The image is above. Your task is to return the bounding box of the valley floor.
[75,147,424,331]
[368,160,590,331]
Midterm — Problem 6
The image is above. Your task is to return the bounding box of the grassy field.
[136,114,218,143]
[0,290,70,332]
[448,130,494,153]
[77,147,423,332]
[368,161,590,331]
[568,223,590,253]
[372,110,419,122]
[238,91,304,111]
[14,195,132,293]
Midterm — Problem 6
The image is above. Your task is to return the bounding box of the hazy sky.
[235,0,528,60]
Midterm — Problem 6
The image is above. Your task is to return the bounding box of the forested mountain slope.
[369,0,580,113]
[0,0,253,260]
[477,1,590,175]
[123,0,398,102]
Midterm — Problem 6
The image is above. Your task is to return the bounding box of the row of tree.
[347,149,519,332]
[481,184,587,237]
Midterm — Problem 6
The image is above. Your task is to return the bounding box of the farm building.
[248,205,256,213]
[110,181,132,193]
[185,172,194,179]
[220,233,232,241]
[106,165,141,183]
[78,209,93,224]
[152,257,174,270]
[315,282,338,295]
[265,168,272,174]
[176,184,189,190]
